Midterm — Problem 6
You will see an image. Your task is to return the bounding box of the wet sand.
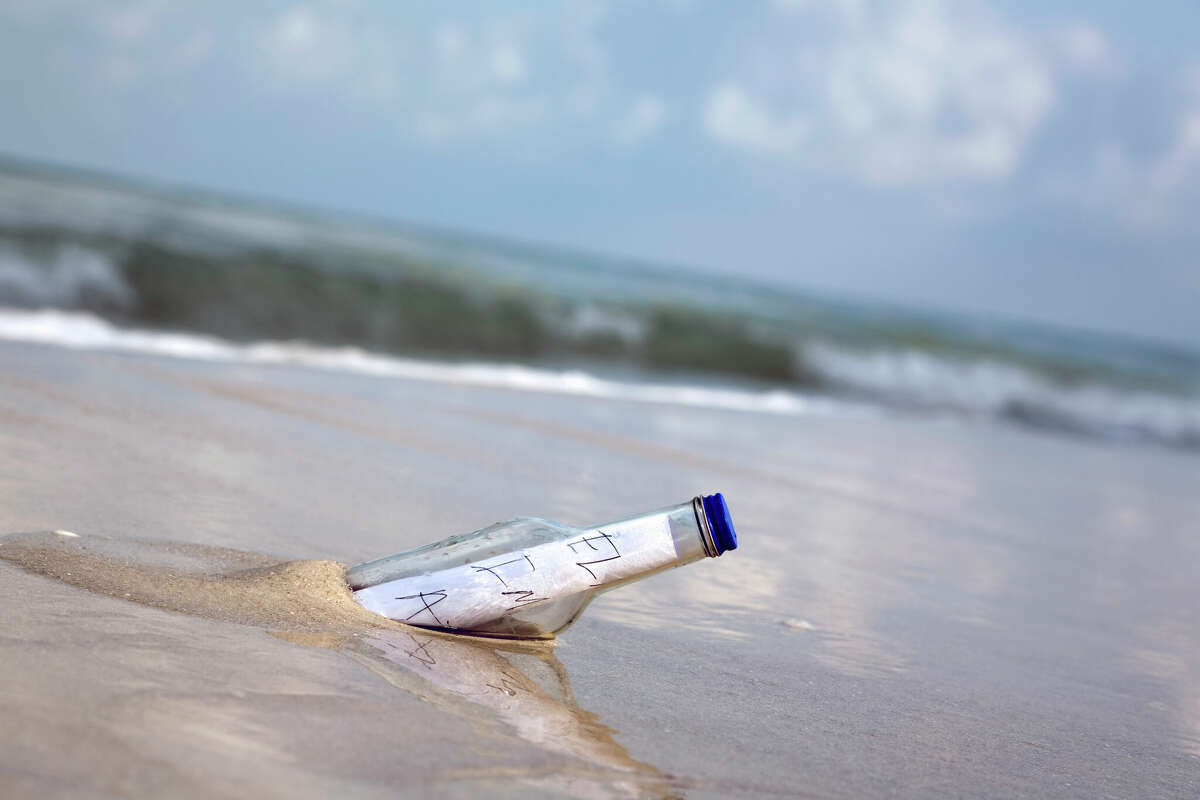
[0,532,391,634]
[1,340,1198,797]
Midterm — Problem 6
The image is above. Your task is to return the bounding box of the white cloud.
[489,42,527,84]
[612,93,667,148]
[434,23,465,63]
[258,5,353,84]
[252,4,403,102]
[706,0,1057,187]
[414,111,453,143]
[1151,111,1200,196]
[269,6,320,52]
[394,4,667,155]
[1054,23,1120,77]
[85,2,169,85]
[773,0,865,24]
[1062,67,1200,231]
[704,83,808,156]
[102,4,156,42]
[230,4,609,153]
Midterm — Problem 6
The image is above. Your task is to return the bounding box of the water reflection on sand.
[343,630,681,798]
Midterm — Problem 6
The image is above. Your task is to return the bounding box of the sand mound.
[0,531,404,635]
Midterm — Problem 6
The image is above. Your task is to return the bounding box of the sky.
[1,0,1199,347]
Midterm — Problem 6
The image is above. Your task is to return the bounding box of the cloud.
[239,3,670,154]
[706,0,1057,187]
[489,42,527,84]
[434,23,465,63]
[102,4,157,42]
[772,0,864,23]
[85,2,170,85]
[1137,67,1200,220]
[612,93,667,148]
[257,5,354,85]
[704,83,808,156]
[1059,65,1200,231]
[1054,23,1120,77]
[1151,113,1200,197]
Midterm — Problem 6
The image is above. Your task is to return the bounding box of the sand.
[1,339,1198,798]
[0,532,392,634]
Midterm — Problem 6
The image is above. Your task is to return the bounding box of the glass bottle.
[347,493,738,638]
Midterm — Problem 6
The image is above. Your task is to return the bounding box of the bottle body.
[347,494,737,638]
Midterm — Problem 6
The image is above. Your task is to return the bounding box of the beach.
[1,338,1198,798]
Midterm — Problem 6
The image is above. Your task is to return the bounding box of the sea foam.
[0,308,866,418]
[3,307,1198,449]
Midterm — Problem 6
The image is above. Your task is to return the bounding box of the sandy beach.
[2,338,1198,798]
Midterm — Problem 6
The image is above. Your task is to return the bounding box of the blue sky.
[2,1,1199,346]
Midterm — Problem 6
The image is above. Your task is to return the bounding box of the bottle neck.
[588,498,714,569]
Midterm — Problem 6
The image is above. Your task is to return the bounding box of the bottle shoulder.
[346,517,577,589]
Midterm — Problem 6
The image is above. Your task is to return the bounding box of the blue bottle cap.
[701,493,738,555]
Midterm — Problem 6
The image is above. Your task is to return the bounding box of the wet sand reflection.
[344,629,680,798]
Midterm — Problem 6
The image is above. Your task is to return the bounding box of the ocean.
[1,159,1197,451]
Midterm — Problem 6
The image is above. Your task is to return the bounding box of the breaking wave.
[805,344,1200,449]
[0,243,131,309]
[0,309,866,418]
[3,308,1199,450]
